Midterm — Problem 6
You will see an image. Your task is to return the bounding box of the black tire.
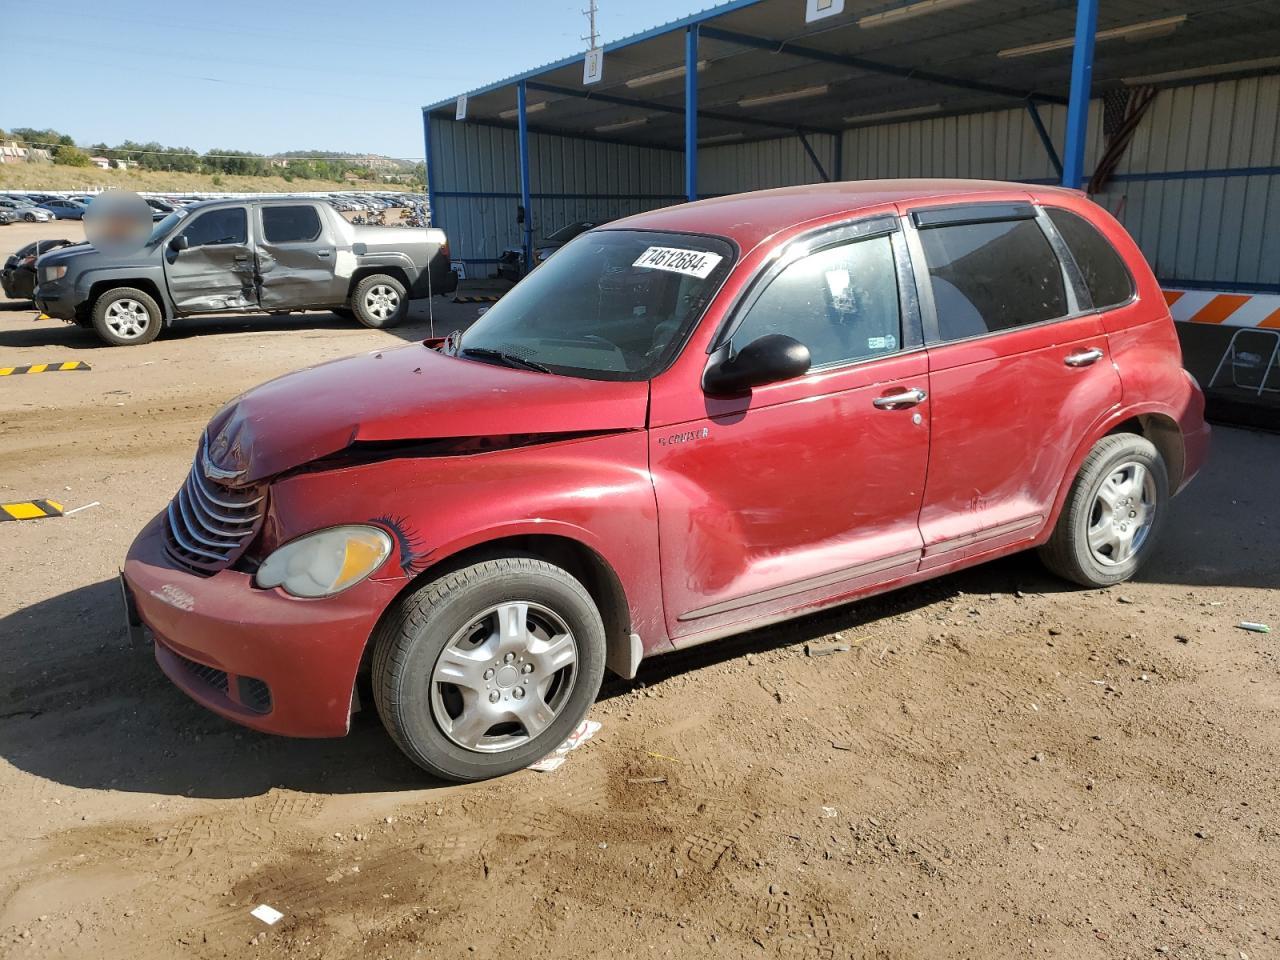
[351,273,408,329]
[1038,433,1169,587]
[91,286,162,346]
[23,213,39,222]
[372,557,606,782]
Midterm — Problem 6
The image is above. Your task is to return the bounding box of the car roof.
[608,178,1084,256]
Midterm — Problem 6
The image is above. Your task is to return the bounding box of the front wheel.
[351,274,408,329]
[1038,433,1169,587]
[91,287,162,346]
[372,557,606,782]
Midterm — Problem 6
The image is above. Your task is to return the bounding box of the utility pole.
[581,0,599,50]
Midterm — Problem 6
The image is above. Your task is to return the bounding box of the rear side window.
[182,208,247,247]
[918,218,1067,341]
[733,234,901,368]
[263,205,322,243]
[1046,207,1134,310]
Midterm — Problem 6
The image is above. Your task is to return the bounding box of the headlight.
[255,525,392,598]
[42,265,67,282]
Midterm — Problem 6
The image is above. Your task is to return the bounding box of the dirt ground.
[1,220,1278,960]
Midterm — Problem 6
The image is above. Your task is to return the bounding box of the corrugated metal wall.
[429,116,682,271]
[837,76,1280,290]
[1097,74,1280,290]
[430,75,1280,290]
[841,101,1103,183]
[698,133,838,196]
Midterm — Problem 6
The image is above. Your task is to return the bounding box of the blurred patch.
[84,190,154,256]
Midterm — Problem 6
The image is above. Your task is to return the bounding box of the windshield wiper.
[460,347,551,374]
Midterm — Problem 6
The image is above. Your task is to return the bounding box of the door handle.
[872,387,928,410]
[234,254,249,262]
[317,249,332,258]
[1064,347,1104,367]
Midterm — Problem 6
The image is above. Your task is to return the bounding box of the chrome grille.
[163,437,265,575]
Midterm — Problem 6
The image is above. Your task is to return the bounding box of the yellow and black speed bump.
[1,499,64,522]
[0,361,91,376]
[452,295,503,304]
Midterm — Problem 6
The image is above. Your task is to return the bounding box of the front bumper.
[33,282,76,320]
[122,512,400,738]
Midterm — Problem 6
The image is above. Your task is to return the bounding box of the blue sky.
[2,0,702,158]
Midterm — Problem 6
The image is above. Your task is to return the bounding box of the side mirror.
[169,234,189,252]
[703,334,811,396]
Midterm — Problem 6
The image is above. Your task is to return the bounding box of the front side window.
[181,207,247,248]
[1046,207,1134,310]
[262,205,322,243]
[919,217,1067,341]
[732,234,901,368]
[456,229,734,381]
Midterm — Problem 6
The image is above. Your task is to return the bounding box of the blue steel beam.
[517,80,533,275]
[685,25,698,202]
[698,25,1068,107]
[796,130,831,182]
[1025,99,1063,180]
[523,81,839,135]
[1061,0,1099,188]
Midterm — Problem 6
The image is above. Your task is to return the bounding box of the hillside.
[0,164,412,194]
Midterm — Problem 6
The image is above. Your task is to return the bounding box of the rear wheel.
[372,557,606,782]
[91,287,162,346]
[351,274,407,329]
[1039,433,1168,587]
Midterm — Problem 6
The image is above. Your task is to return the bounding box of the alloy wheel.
[1086,461,1156,566]
[363,284,400,322]
[103,298,151,340]
[430,601,578,753]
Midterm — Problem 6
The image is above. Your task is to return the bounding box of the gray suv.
[35,197,457,346]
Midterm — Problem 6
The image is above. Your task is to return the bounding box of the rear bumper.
[1179,417,1211,493]
[122,512,399,738]
[1176,370,1211,493]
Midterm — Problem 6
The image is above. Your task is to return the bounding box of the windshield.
[147,207,190,244]
[457,229,735,381]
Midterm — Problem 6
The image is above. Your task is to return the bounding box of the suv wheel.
[1039,433,1169,587]
[372,557,606,782]
[92,287,162,346]
[351,274,408,329]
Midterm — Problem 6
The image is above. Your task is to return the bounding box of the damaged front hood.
[204,343,650,484]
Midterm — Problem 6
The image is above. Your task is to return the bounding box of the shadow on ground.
[0,298,481,350]
[0,427,1274,800]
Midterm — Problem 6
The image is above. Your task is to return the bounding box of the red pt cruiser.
[122,180,1209,781]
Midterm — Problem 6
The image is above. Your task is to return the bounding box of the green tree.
[54,145,91,167]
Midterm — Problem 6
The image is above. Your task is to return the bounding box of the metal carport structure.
[423,0,1280,312]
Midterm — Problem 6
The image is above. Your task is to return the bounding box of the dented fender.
[258,429,671,660]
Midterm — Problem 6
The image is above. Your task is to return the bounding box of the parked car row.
[0,191,427,224]
[0,197,54,222]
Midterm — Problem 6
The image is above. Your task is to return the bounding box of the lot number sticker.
[632,246,723,279]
